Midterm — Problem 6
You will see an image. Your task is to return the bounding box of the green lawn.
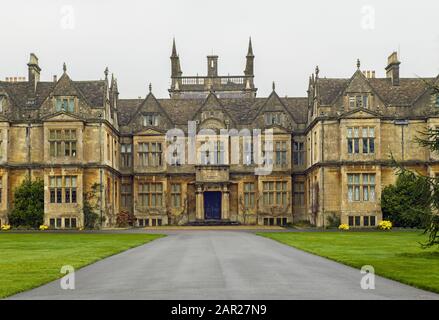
[0,233,164,298]
[258,231,439,293]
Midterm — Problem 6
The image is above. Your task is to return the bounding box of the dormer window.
[143,114,159,126]
[55,97,75,113]
[0,95,5,112]
[265,112,283,125]
[349,95,368,109]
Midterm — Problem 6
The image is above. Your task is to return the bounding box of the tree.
[391,80,439,247]
[381,171,431,228]
[8,178,44,228]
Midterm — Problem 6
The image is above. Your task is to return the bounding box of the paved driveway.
[9,231,439,300]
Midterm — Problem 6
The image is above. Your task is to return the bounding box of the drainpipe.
[26,119,31,179]
[99,113,103,228]
[401,125,404,161]
[394,119,408,161]
[321,119,325,228]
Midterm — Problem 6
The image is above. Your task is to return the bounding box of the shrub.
[338,224,349,231]
[326,213,341,228]
[116,211,136,228]
[1,224,11,231]
[378,220,392,230]
[39,225,48,231]
[8,178,44,229]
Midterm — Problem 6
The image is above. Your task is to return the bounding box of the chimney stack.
[53,75,57,83]
[362,70,376,79]
[27,53,41,93]
[385,52,400,86]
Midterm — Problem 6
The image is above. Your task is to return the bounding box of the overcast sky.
[1,0,438,99]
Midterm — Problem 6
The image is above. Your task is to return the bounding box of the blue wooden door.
[204,192,222,220]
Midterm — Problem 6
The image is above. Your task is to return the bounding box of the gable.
[129,94,172,125]
[193,93,236,127]
[344,71,374,94]
[52,73,82,97]
[255,92,297,128]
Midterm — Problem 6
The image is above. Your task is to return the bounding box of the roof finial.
[247,37,254,56]
[315,65,319,77]
[149,83,152,93]
[357,58,361,70]
[104,67,109,80]
[63,62,67,73]
[272,81,276,91]
[172,37,177,57]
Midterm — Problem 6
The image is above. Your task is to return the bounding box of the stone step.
[185,219,241,226]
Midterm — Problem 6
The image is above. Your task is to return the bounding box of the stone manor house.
[0,39,438,228]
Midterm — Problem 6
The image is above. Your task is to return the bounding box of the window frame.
[55,97,75,113]
[170,183,182,208]
[262,181,288,206]
[293,182,305,206]
[138,182,163,208]
[243,182,255,208]
[293,141,305,166]
[138,142,163,167]
[143,114,159,127]
[0,95,5,112]
[49,129,77,158]
[121,143,133,167]
[347,173,376,202]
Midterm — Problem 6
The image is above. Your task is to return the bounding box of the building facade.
[0,41,438,228]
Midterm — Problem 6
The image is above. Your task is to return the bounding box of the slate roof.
[316,77,437,107]
[0,81,55,108]
[118,98,143,125]
[117,95,309,127]
[74,81,106,107]
[0,79,105,109]
[316,78,349,105]
[367,78,435,106]
[282,97,309,123]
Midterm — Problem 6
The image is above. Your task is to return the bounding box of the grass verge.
[258,231,439,293]
[0,233,164,298]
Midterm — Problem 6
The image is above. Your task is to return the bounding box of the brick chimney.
[385,52,400,86]
[27,53,41,93]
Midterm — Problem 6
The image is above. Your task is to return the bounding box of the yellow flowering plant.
[39,225,49,231]
[1,224,11,231]
[338,223,349,231]
[378,220,392,230]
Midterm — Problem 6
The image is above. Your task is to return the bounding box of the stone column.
[196,185,204,220]
[221,185,230,220]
